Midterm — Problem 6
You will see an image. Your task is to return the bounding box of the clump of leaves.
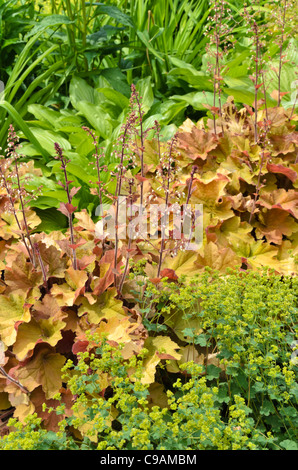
[0,338,281,450]
[169,98,298,275]
[138,267,298,449]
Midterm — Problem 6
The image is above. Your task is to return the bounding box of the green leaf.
[195,334,207,347]
[30,196,60,210]
[27,128,71,155]
[0,101,51,162]
[25,14,74,39]
[66,163,97,185]
[136,30,164,61]
[97,87,129,110]
[68,131,95,158]
[279,440,298,451]
[69,76,101,109]
[168,68,213,91]
[100,68,131,97]
[76,101,114,139]
[27,104,61,129]
[95,4,135,28]
[260,400,276,417]
[171,91,219,110]
[33,207,68,233]
[206,364,221,380]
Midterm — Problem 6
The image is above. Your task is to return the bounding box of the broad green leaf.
[168,68,213,91]
[172,91,219,110]
[30,196,60,210]
[25,127,71,155]
[0,101,51,162]
[168,56,198,71]
[97,87,129,110]
[76,101,114,139]
[280,440,298,451]
[33,207,68,233]
[69,76,101,109]
[65,163,97,185]
[222,86,276,107]
[100,68,131,96]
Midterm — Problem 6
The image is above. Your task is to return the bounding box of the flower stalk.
[54,142,78,270]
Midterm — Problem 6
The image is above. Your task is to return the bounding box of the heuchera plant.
[0,81,297,438]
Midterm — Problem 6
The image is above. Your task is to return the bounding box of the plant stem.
[114,123,130,289]
[62,162,77,270]
[118,179,134,294]
[157,137,176,278]
[0,366,29,394]
[248,149,267,225]
[55,143,77,270]
[184,165,197,249]
[0,167,33,264]
[34,242,48,292]
[13,154,36,267]
[277,0,287,107]
[253,20,259,144]
[130,84,145,206]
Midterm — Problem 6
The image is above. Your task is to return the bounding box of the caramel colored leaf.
[4,253,43,293]
[0,209,41,241]
[0,293,31,347]
[190,174,230,207]
[266,162,297,183]
[74,210,96,232]
[163,310,203,343]
[30,386,73,432]
[0,392,10,410]
[14,345,65,399]
[50,267,88,307]
[78,287,125,323]
[256,209,298,244]
[13,316,67,361]
[95,316,147,359]
[257,189,298,219]
[50,283,78,307]
[197,241,241,271]
[167,345,204,374]
[32,294,64,321]
[178,128,218,161]
[38,243,68,278]
[65,266,88,292]
[162,251,202,278]
[141,336,181,384]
